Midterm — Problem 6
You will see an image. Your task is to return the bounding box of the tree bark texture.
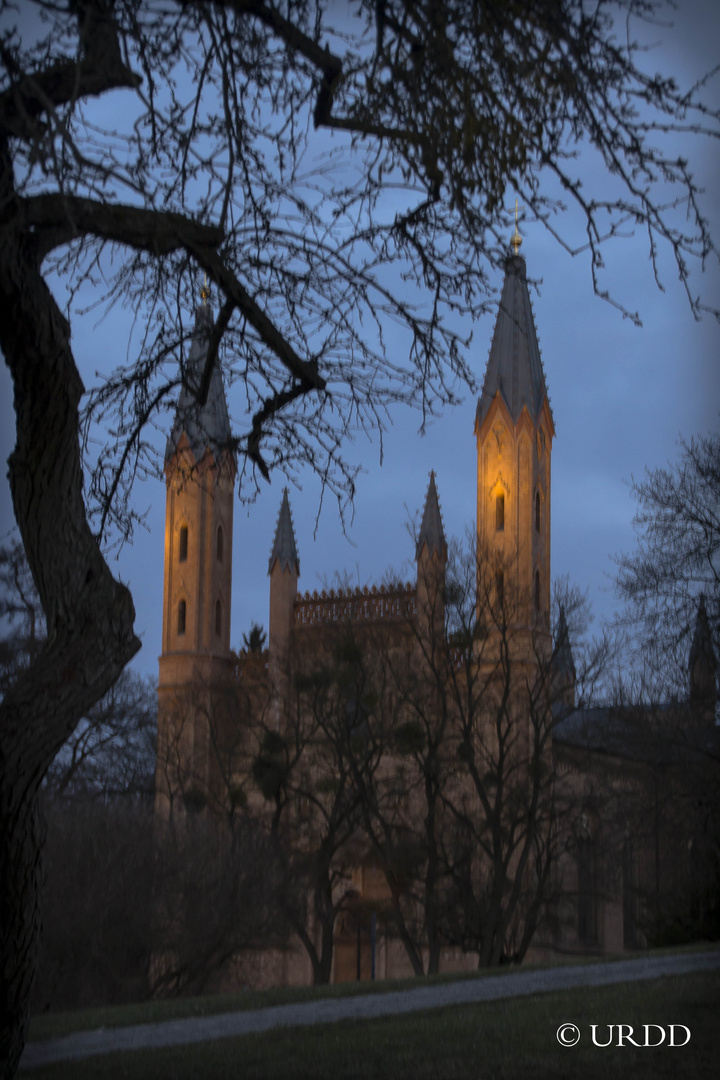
[0,200,140,1076]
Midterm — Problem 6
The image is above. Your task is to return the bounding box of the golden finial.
[200,273,210,304]
[510,198,523,255]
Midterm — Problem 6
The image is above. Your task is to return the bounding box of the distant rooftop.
[554,704,720,764]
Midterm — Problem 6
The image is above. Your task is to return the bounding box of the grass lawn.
[27,941,716,1042]
[23,968,720,1079]
[27,951,597,1041]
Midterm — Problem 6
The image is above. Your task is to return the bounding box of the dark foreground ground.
[19,948,720,1078]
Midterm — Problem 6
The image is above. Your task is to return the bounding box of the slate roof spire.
[166,295,232,465]
[689,594,717,717]
[552,606,576,680]
[269,488,299,575]
[476,251,552,429]
[550,605,577,711]
[416,471,447,559]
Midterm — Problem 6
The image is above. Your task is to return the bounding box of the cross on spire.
[510,198,523,255]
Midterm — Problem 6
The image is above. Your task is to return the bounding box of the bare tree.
[150,813,287,998]
[32,798,157,1013]
[34,796,286,1010]
[251,631,384,985]
[345,603,458,977]
[333,540,612,973]
[1,1,719,1070]
[383,540,610,968]
[615,431,720,697]
[1,541,155,800]
[44,670,157,801]
[0,538,44,693]
[155,656,263,826]
[552,693,720,954]
[154,649,356,988]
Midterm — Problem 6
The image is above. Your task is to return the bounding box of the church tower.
[156,292,236,816]
[474,230,554,642]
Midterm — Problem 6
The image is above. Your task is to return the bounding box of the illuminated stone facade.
[154,255,717,988]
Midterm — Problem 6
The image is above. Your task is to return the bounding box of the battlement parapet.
[294,582,416,626]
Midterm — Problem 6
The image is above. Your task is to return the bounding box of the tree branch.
[0,1,141,141]
[23,194,327,393]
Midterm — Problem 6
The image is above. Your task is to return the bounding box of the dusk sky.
[1,1,718,682]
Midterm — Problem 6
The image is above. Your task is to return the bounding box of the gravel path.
[20,948,720,1070]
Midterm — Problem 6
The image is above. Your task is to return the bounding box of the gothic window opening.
[535,491,541,533]
[495,570,504,610]
[215,599,222,637]
[217,524,224,563]
[496,492,505,532]
[345,689,370,742]
[179,525,188,562]
[177,599,186,635]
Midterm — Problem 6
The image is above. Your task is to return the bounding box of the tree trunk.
[313,865,336,985]
[0,208,140,1076]
[383,866,426,977]
[0,788,43,1078]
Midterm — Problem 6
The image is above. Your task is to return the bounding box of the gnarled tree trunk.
[0,213,140,1077]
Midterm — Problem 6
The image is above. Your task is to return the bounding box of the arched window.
[177,599,186,635]
[534,570,540,613]
[179,525,188,562]
[216,524,224,563]
[215,599,222,637]
[495,570,504,609]
[495,492,505,532]
[535,491,541,533]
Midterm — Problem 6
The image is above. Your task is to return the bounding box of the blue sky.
[1,1,719,679]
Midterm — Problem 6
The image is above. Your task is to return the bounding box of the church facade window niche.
[217,524,224,563]
[495,570,504,610]
[177,599,186,636]
[496,491,505,532]
[179,524,188,563]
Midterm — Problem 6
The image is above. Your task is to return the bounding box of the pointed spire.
[166,296,232,465]
[690,595,713,665]
[689,594,717,717]
[416,471,447,559]
[551,605,576,711]
[269,489,299,575]
[476,252,552,430]
[553,606,576,680]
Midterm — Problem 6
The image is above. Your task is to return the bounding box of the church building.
[154,233,718,987]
